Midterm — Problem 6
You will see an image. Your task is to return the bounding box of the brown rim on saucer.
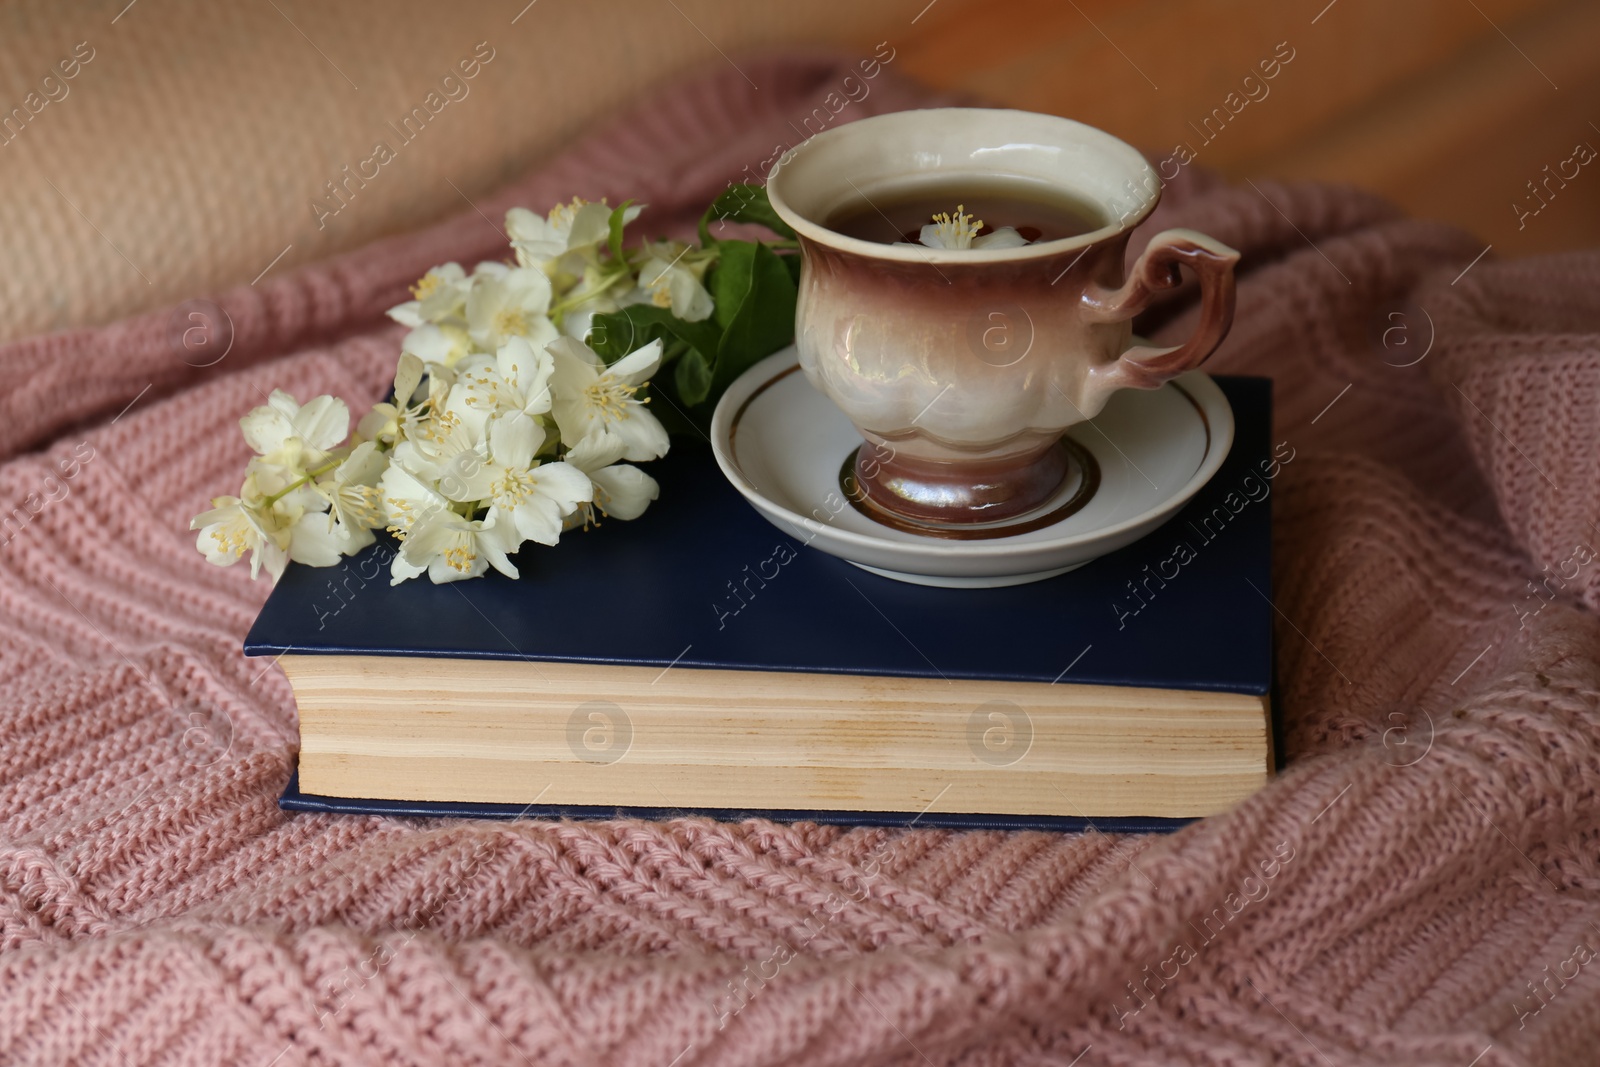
[726,361,1214,544]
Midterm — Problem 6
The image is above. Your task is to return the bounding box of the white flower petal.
[287,513,346,568]
[489,412,544,471]
[918,223,950,249]
[609,338,664,385]
[401,324,469,368]
[566,201,614,251]
[393,353,425,406]
[258,541,291,583]
[669,269,714,322]
[549,401,596,451]
[337,440,387,485]
[466,267,555,349]
[381,462,447,535]
[404,512,459,559]
[475,512,522,578]
[428,552,485,584]
[508,208,566,262]
[386,445,432,486]
[506,267,552,315]
[437,450,494,503]
[548,336,605,373]
[505,207,544,243]
[191,497,242,532]
[356,404,398,444]
[239,406,292,457]
[971,227,1030,249]
[292,395,351,453]
[611,406,670,462]
[389,552,429,586]
[528,461,593,508]
[415,290,462,323]
[493,335,535,376]
[590,464,659,520]
[636,257,669,289]
[194,500,261,567]
[563,428,628,472]
[267,390,301,419]
[339,526,377,555]
[495,335,556,415]
[511,496,565,546]
[442,378,494,441]
[386,300,424,327]
[522,318,559,369]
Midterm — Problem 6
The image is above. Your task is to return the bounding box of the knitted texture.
[3,55,1600,1067]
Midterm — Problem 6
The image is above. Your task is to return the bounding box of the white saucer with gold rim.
[710,348,1234,588]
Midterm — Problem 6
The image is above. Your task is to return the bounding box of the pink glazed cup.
[766,108,1240,530]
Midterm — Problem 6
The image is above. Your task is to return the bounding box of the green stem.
[548,266,632,321]
[261,458,341,507]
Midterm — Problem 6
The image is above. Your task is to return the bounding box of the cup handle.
[1080,228,1240,404]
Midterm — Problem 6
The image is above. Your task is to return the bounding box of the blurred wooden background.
[894,0,1600,257]
[0,0,1593,340]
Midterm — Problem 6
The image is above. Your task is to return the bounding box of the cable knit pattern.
[1,56,1598,1067]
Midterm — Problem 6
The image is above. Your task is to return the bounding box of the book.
[247,376,1277,830]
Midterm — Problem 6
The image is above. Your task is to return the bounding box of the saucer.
[709,349,1234,587]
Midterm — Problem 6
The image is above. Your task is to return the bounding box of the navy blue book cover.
[275,771,1196,834]
[248,377,1275,695]
[254,376,1275,831]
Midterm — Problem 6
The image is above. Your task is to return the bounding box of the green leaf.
[699,184,797,243]
[673,348,714,407]
[585,309,647,363]
[606,199,636,263]
[712,242,798,394]
[587,304,721,366]
[709,241,756,332]
[584,233,797,429]
[780,248,802,287]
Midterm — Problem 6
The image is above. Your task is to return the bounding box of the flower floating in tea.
[906,205,1030,251]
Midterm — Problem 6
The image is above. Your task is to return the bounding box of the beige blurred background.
[1,0,1595,343]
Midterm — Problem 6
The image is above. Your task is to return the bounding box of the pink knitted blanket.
[3,55,1599,1067]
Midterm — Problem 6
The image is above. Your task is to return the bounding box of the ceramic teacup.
[766,107,1239,530]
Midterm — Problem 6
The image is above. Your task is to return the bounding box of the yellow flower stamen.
[493,468,537,507]
[930,204,984,250]
[464,370,502,410]
[418,410,461,444]
[410,271,445,301]
[444,545,477,572]
[492,307,532,339]
[584,378,640,422]
[337,485,385,528]
[548,196,588,229]
[209,524,250,560]
[385,497,416,541]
